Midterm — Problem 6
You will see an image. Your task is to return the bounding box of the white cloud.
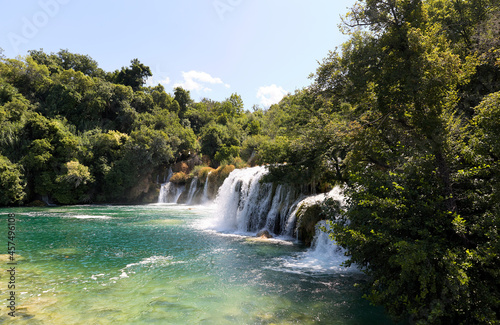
[146,76,171,87]
[174,70,229,92]
[256,84,288,107]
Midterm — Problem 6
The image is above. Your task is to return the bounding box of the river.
[0,203,394,324]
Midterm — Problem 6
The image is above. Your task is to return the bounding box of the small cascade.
[277,220,356,274]
[185,177,198,204]
[283,195,308,237]
[158,168,176,203]
[201,172,211,204]
[158,182,185,203]
[309,221,343,260]
[165,167,173,183]
[158,184,167,203]
[158,168,215,205]
[263,184,284,232]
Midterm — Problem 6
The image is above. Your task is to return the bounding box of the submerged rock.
[256,230,273,239]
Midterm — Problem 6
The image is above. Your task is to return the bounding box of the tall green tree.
[173,87,192,119]
[314,1,500,323]
[114,59,152,91]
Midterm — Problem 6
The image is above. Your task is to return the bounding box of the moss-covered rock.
[27,200,47,207]
[295,202,324,246]
[205,164,235,200]
[170,171,189,184]
[192,166,214,182]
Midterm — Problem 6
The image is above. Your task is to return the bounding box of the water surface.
[1,205,393,324]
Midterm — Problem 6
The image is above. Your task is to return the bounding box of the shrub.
[169,171,189,184]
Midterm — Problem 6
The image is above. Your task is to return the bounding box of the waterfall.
[158,182,185,204]
[283,195,308,237]
[185,177,198,205]
[158,168,176,203]
[165,167,173,183]
[211,166,347,243]
[201,172,211,204]
[212,166,302,237]
[158,166,184,204]
[158,184,167,203]
[158,168,215,205]
[278,220,356,274]
[309,221,343,260]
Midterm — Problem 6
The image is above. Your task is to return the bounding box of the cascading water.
[211,166,304,237]
[185,177,198,204]
[289,186,345,239]
[277,220,357,274]
[158,170,211,204]
[158,167,185,204]
[201,172,211,204]
[158,183,185,203]
[207,165,354,273]
[157,165,354,274]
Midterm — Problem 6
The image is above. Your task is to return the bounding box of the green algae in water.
[1,205,394,324]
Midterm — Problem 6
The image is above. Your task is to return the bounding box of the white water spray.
[201,172,211,204]
[185,177,198,204]
[276,220,357,274]
[212,166,300,235]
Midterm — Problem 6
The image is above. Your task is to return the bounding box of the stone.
[256,230,273,239]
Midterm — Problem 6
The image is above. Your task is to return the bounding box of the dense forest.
[1,0,500,323]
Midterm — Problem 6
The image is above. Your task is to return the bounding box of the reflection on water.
[0,205,394,324]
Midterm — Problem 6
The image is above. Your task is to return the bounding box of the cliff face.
[126,173,159,204]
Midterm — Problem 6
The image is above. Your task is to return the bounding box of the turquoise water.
[1,205,393,324]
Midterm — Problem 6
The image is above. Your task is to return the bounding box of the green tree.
[56,49,103,77]
[114,59,152,91]
[0,56,52,102]
[53,160,93,204]
[0,155,25,205]
[29,49,104,77]
[214,145,240,164]
[185,102,214,135]
[174,87,192,118]
[312,1,500,323]
[20,114,81,201]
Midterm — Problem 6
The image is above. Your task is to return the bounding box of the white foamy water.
[68,215,112,219]
[123,255,174,269]
[210,166,303,237]
[185,177,199,204]
[274,221,358,274]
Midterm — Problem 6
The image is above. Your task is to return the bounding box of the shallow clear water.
[1,205,394,324]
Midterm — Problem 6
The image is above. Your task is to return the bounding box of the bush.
[169,171,189,184]
[0,155,25,206]
[209,164,235,188]
[231,157,247,169]
[192,166,214,183]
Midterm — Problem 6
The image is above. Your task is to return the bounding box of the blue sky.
[1,0,356,109]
